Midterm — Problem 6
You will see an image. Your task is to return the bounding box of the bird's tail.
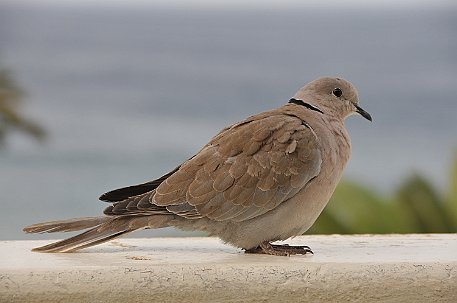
[23,215,170,253]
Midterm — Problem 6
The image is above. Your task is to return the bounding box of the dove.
[23,76,371,256]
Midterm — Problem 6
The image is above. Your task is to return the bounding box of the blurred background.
[1,0,456,240]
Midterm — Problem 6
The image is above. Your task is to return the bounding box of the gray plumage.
[24,77,371,255]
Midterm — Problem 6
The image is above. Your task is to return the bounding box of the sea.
[0,2,456,240]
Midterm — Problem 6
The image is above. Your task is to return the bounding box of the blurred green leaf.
[307,205,351,234]
[446,152,457,222]
[396,175,456,232]
[312,180,399,234]
[0,68,46,147]
[310,155,457,234]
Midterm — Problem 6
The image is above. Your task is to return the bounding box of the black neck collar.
[288,98,324,114]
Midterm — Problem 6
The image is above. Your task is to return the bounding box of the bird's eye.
[332,88,343,98]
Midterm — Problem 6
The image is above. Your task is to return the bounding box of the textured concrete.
[1,234,456,303]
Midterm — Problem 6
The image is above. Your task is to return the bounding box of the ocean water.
[0,3,456,240]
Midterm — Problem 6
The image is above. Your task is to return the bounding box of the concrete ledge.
[1,234,456,302]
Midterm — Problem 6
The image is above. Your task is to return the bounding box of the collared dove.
[24,77,371,256]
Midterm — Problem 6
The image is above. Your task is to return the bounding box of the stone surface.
[1,234,456,302]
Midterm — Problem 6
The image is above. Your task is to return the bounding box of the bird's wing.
[98,111,273,204]
[98,114,260,204]
[150,110,322,222]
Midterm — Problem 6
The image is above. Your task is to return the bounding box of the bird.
[23,76,372,256]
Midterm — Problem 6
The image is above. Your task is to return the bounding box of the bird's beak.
[355,105,372,122]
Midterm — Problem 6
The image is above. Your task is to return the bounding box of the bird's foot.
[244,242,313,256]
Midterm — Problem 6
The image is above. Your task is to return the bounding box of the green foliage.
[309,155,457,234]
[447,153,457,223]
[0,68,45,147]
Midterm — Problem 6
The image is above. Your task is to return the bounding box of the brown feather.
[23,217,109,234]
[212,170,235,192]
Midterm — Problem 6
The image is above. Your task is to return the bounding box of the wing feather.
[153,113,321,221]
[101,110,322,223]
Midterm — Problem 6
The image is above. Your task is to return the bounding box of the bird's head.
[290,77,372,122]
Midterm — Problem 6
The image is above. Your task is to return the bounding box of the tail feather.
[67,230,131,252]
[23,217,109,234]
[31,227,132,253]
[24,215,171,253]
